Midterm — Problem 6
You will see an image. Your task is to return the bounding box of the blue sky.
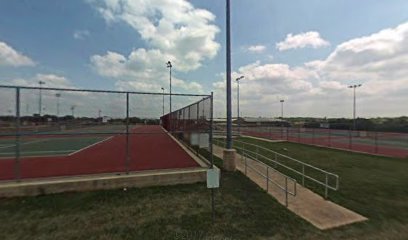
[1,0,408,117]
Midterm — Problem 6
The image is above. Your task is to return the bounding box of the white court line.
[68,136,114,156]
[0,144,14,148]
[0,139,50,149]
[0,150,75,155]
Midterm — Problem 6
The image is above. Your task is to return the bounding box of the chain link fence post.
[125,92,130,174]
[14,87,21,181]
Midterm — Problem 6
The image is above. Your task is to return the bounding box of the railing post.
[242,144,245,160]
[325,173,328,199]
[285,177,288,207]
[266,166,269,192]
[302,165,305,186]
[245,155,247,176]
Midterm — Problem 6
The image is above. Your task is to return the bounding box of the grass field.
[232,137,408,238]
[0,136,109,157]
[0,141,408,239]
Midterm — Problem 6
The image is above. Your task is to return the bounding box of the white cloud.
[3,74,74,88]
[276,31,330,51]
[212,61,320,118]
[89,0,220,72]
[73,30,90,40]
[307,22,408,101]
[214,21,408,118]
[90,49,203,93]
[88,0,220,94]
[247,45,266,53]
[0,41,35,67]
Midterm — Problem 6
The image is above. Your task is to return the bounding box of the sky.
[0,0,407,118]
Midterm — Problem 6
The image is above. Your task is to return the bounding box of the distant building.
[102,116,112,123]
[236,117,290,127]
[320,123,330,128]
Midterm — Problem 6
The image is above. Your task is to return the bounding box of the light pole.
[71,105,76,117]
[236,76,244,133]
[279,99,284,119]
[161,87,165,116]
[55,93,61,116]
[348,84,362,130]
[38,81,45,115]
[226,0,232,149]
[166,61,172,114]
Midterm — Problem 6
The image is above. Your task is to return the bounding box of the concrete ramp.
[213,145,367,230]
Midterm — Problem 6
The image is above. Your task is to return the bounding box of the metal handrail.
[213,138,296,207]
[213,138,339,198]
[235,140,338,179]
[242,152,297,195]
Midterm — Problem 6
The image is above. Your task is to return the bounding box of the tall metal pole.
[348,84,362,130]
[210,92,215,223]
[280,99,284,119]
[161,87,165,116]
[167,61,172,114]
[226,0,232,149]
[71,105,75,117]
[353,87,356,130]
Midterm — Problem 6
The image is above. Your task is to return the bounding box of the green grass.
[233,137,408,237]
[0,161,317,240]
[0,141,407,239]
[0,136,107,157]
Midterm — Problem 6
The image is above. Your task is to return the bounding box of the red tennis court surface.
[0,125,200,181]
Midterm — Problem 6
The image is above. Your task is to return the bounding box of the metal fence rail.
[213,138,339,198]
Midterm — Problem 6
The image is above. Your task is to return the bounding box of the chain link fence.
[235,125,408,158]
[0,85,213,181]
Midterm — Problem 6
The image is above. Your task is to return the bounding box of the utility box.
[206,168,220,188]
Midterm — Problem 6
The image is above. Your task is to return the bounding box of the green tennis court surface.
[0,136,109,157]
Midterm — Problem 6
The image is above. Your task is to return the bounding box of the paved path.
[213,145,367,230]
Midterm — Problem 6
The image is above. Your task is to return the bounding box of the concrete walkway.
[213,145,367,230]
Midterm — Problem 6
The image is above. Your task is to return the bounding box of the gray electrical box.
[199,133,209,148]
[207,168,220,188]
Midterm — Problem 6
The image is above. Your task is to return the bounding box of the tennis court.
[0,85,214,182]
[0,125,202,181]
[238,126,408,158]
[0,136,109,157]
